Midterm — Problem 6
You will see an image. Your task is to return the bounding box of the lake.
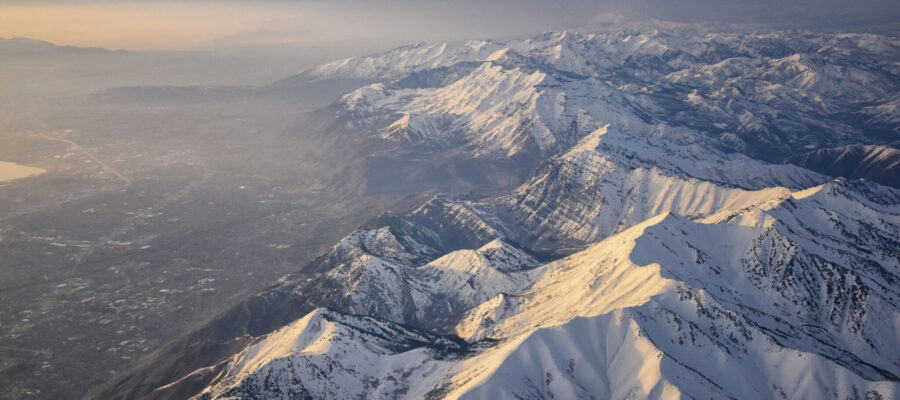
[0,160,47,182]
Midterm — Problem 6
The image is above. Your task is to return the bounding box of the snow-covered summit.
[299,40,506,81]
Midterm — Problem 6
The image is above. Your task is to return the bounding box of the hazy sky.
[1,0,897,50]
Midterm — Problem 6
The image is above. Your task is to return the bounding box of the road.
[37,132,132,185]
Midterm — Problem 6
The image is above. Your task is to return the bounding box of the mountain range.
[93,23,899,399]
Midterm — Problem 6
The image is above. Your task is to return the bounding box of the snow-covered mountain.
[95,24,900,400]
[191,178,899,400]
[310,27,898,165]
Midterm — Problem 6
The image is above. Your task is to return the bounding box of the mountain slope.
[193,308,467,400]
[786,144,900,188]
[498,125,824,251]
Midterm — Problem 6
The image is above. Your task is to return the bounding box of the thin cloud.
[1,0,896,50]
